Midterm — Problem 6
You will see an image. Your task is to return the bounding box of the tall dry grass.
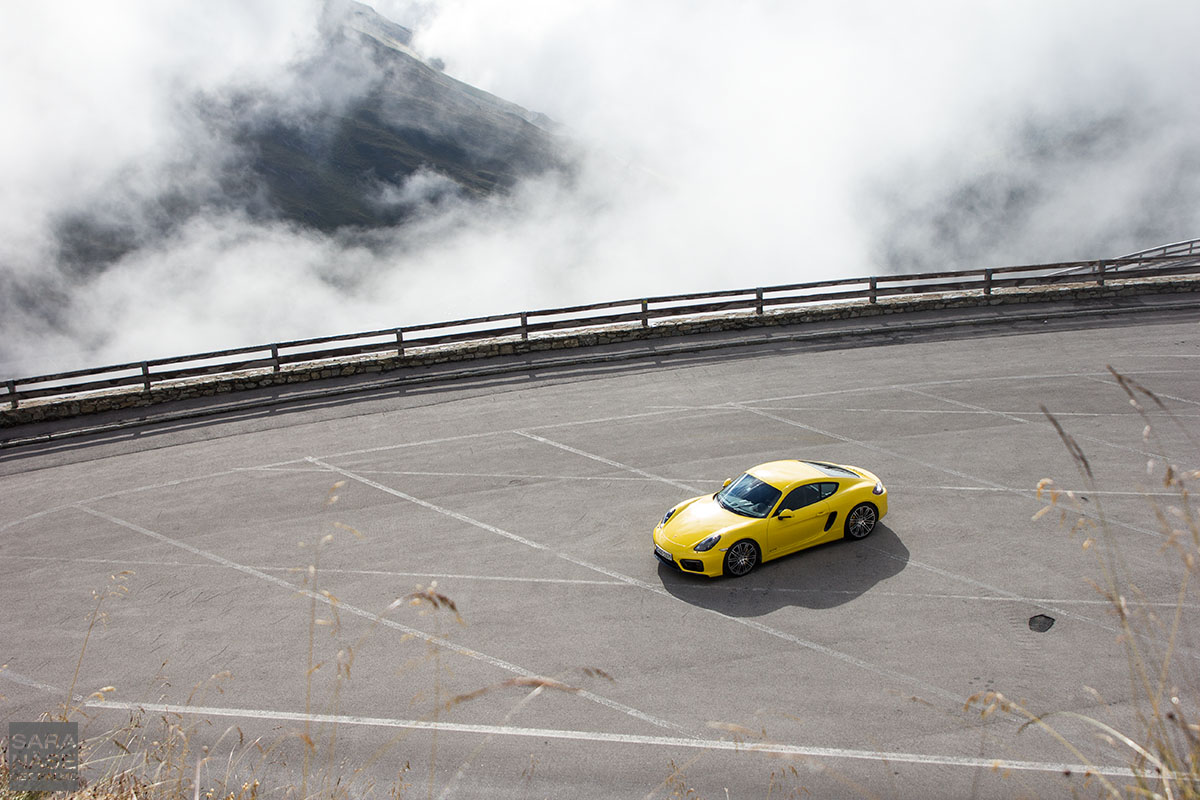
[967,367,1200,798]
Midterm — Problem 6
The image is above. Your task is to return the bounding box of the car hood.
[662,495,758,547]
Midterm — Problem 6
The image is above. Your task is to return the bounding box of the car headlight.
[873,482,885,495]
[661,507,679,526]
[694,533,721,552]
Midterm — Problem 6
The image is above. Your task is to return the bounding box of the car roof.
[745,460,831,488]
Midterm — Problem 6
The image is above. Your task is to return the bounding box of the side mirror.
[777,511,793,520]
[722,478,732,488]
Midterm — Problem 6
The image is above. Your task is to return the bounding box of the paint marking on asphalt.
[75,504,688,737]
[898,387,1030,425]
[887,485,1183,497]
[900,386,1174,461]
[737,369,1194,407]
[304,458,551,551]
[711,407,1200,418]
[83,700,1137,779]
[512,431,702,493]
[321,408,723,462]
[1084,375,1200,409]
[733,404,1019,493]
[732,404,1173,548]
[10,554,1192,608]
[308,458,974,709]
[243,467,659,482]
[0,466,291,534]
[728,404,1136,636]
[515,403,1156,642]
[3,556,628,586]
[0,666,77,698]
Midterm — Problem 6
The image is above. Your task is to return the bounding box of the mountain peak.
[322,1,418,58]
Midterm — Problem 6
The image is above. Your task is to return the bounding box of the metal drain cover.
[1029,614,1055,633]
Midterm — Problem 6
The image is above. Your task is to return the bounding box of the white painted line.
[245,467,662,482]
[732,403,1175,549]
[736,372,1101,406]
[320,409,723,462]
[727,407,1200,418]
[1085,375,1200,409]
[3,556,626,586]
[899,387,1028,424]
[512,431,703,493]
[0,465,303,535]
[728,404,1141,636]
[84,700,1137,779]
[733,404,1018,493]
[901,386,1172,462]
[308,458,972,708]
[8,555,220,569]
[1,370,1183,537]
[0,665,78,698]
[670,584,1200,609]
[12,554,1191,608]
[528,407,742,432]
[256,567,625,586]
[887,486,1183,497]
[304,457,551,552]
[236,466,329,473]
[320,429,505,460]
[737,369,1195,407]
[76,504,689,737]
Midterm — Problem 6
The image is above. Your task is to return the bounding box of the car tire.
[845,503,878,540]
[723,539,760,577]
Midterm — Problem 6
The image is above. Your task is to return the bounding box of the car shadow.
[657,524,908,616]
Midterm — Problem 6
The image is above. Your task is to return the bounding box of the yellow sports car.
[653,460,888,578]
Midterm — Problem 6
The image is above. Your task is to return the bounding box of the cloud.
[2,0,1199,376]
[411,0,1200,268]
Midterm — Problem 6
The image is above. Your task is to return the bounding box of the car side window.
[818,482,839,499]
[778,484,822,513]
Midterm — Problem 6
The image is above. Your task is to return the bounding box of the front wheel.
[723,539,760,577]
[844,503,877,540]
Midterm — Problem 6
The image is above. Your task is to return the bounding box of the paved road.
[2,302,1199,799]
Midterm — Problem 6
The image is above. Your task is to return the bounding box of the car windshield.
[716,473,782,518]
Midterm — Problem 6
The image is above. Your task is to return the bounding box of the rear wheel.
[723,539,760,577]
[845,503,877,540]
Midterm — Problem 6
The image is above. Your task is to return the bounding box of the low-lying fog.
[3,0,1197,375]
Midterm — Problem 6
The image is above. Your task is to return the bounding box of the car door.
[767,483,830,554]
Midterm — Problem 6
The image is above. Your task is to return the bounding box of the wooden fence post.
[641,300,649,328]
[270,344,280,373]
[984,269,993,295]
[1097,261,1106,286]
[755,288,764,315]
[869,277,878,304]
[520,313,529,340]
[141,362,151,392]
[395,329,405,356]
[6,380,15,409]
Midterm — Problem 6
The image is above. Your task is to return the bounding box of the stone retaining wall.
[5,277,1199,427]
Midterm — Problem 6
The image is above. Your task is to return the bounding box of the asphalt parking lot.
[2,304,1199,799]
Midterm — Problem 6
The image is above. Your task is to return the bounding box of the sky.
[2,0,1198,375]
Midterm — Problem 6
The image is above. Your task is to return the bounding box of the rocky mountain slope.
[56,1,568,267]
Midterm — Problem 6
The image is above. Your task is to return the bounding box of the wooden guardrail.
[4,255,1199,410]
[1119,237,1200,262]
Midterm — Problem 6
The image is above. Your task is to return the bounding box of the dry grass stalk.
[972,368,1200,799]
